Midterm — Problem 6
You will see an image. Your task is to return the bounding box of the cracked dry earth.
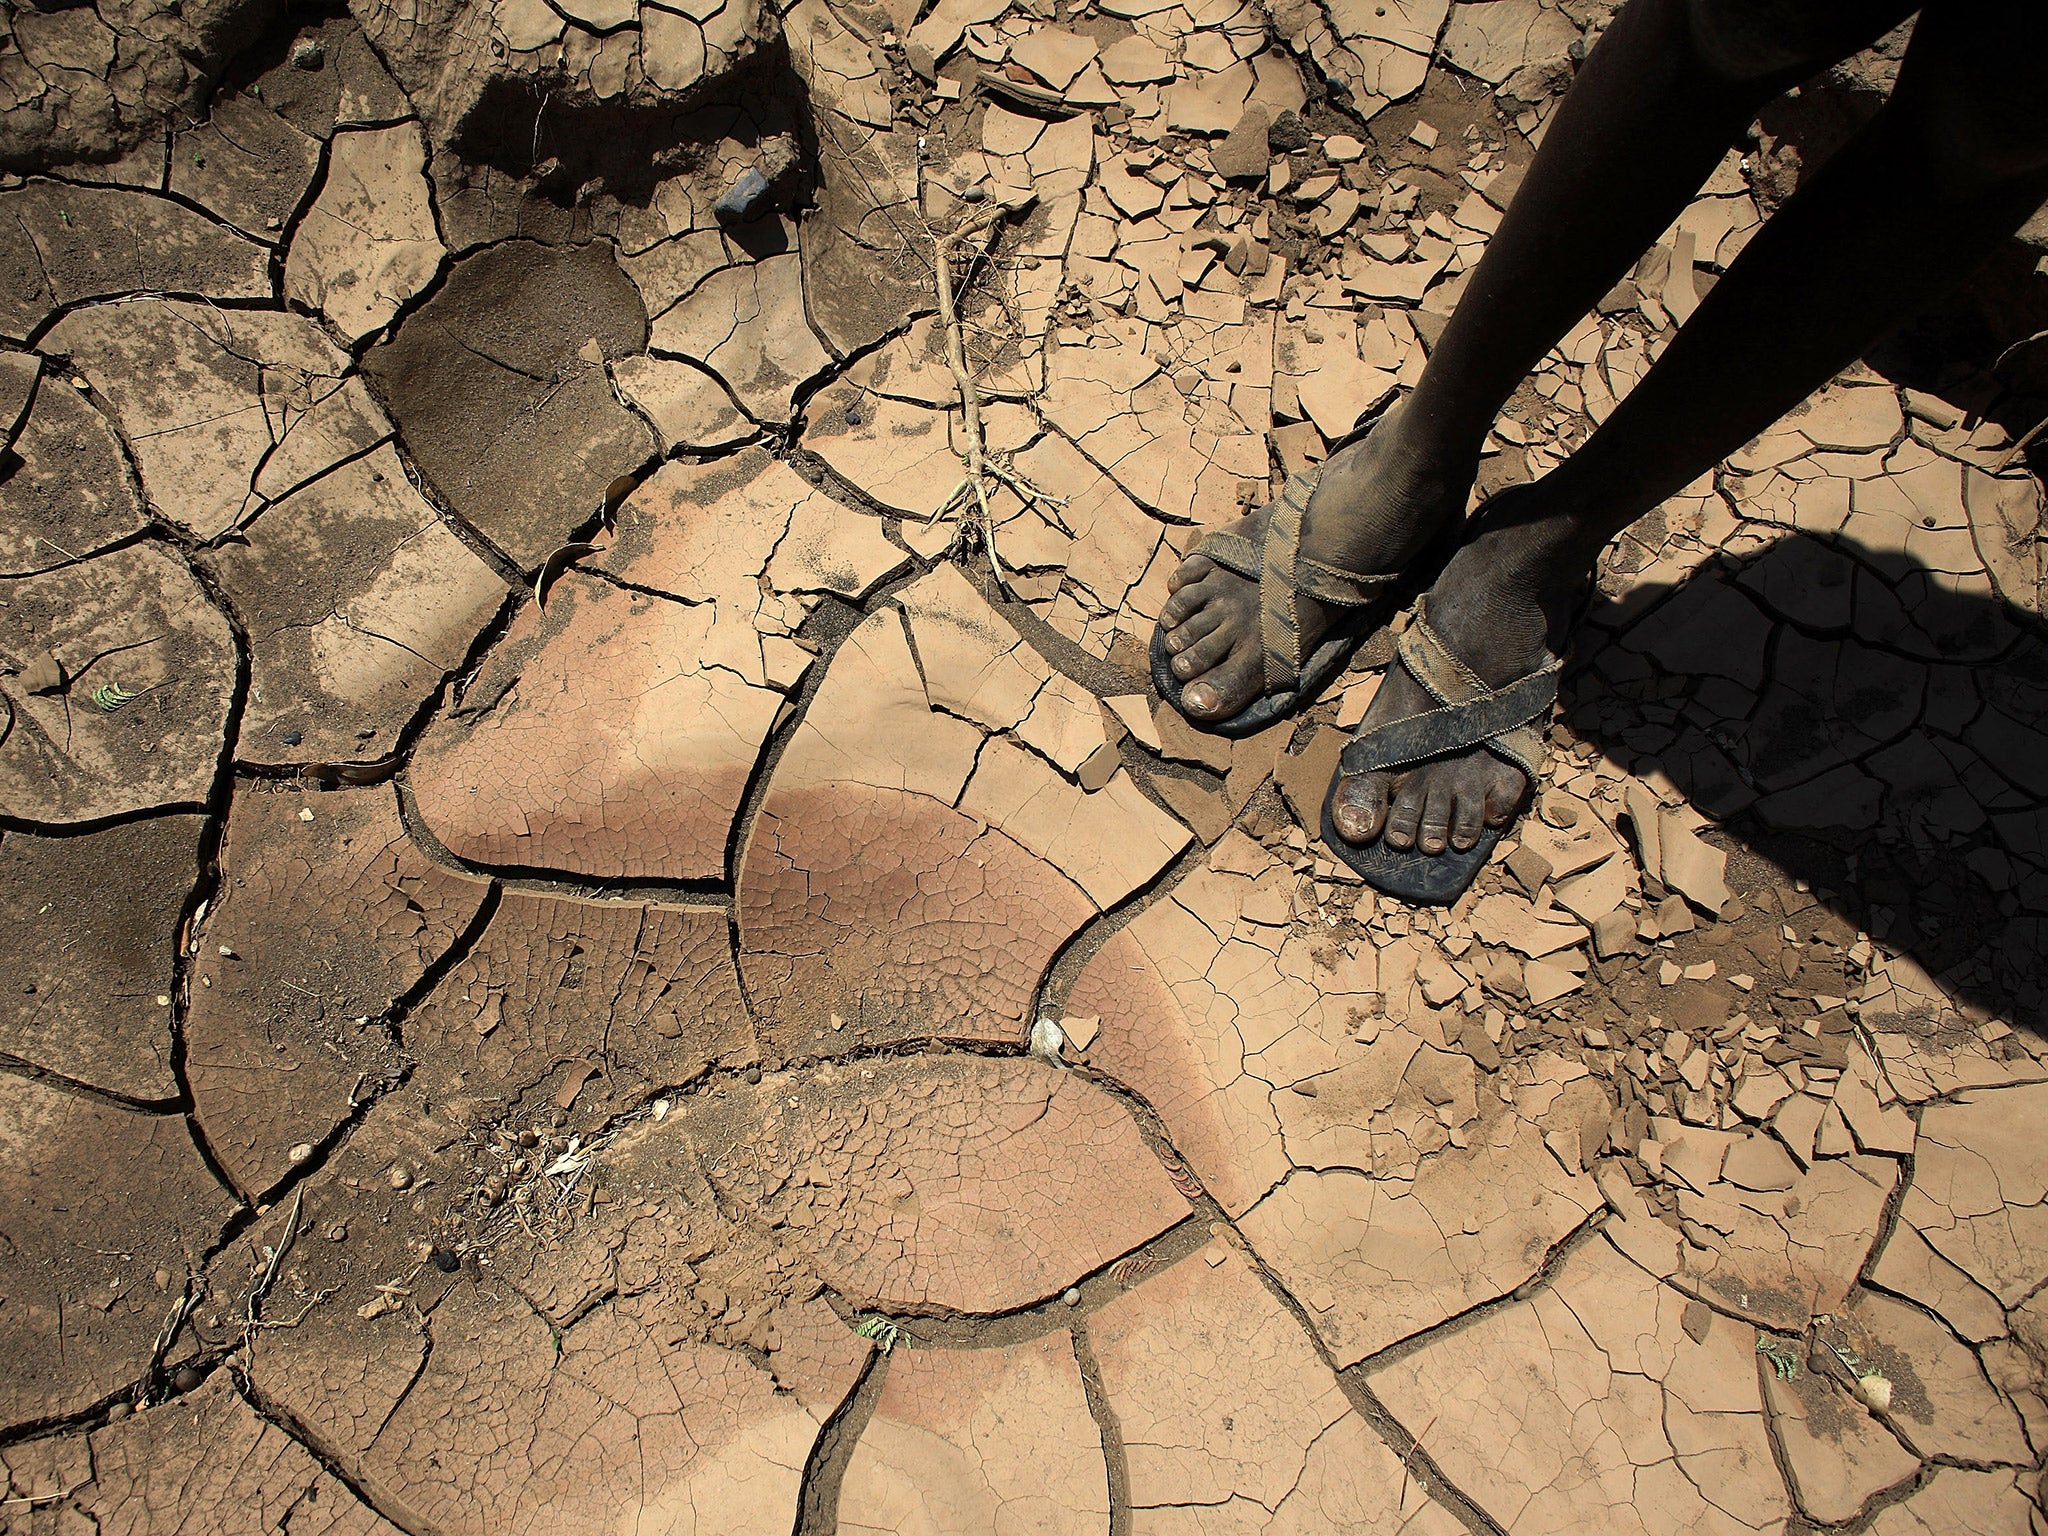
[5,0,2048,1533]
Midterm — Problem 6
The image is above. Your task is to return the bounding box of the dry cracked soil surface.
[4,0,2048,1531]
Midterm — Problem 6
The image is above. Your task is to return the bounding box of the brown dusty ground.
[3,0,2048,1531]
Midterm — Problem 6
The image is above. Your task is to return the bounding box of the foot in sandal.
[1306,0,2048,901]
[1150,399,1475,736]
[1322,496,1573,905]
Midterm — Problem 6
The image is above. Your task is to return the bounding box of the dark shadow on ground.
[1558,517,2046,1047]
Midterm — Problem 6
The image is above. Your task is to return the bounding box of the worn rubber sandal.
[1153,415,1400,740]
[1321,594,1562,907]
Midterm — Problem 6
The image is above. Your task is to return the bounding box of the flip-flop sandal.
[1321,593,1563,906]
[1152,416,1402,740]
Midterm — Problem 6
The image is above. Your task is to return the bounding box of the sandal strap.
[1191,472,1402,609]
[1339,596,1561,777]
[1188,468,1404,695]
[1258,471,1314,692]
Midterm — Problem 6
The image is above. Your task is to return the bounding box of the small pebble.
[172,1365,204,1393]
[1061,1287,1081,1306]
[714,167,774,224]
[281,730,302,747]
[388,1166,412,1190]
[106,1401,132,1420]
[744,1066,763,1085]
[431,1247,460,1273]
[960,184,987,202]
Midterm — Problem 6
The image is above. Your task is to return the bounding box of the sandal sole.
[1320,780,1503,906]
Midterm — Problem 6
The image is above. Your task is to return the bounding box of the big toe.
[1330,772,1388,844]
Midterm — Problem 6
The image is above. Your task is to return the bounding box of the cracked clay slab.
[183,784,488,1199]
[210,442,508,767]
[738,567,1186,1058]
[0,362,148,576]
[1762,1363,1921,1525]
[0,540,236,823]
[0,181,270,341]
[1088,1242,1463,1534]
[0,814,204,1098]
[409,571,783,881]
[245,1086,869,1536]
[0,1070,239,1430]
[1239,1110,1604,1368]
[684,1055,1189,1313]
[838,1334,1109,1535]
[6,1371,403,1534]
[364,239,653,570]
[412,450,906,881]
[44,299,390,541]
[1896,1080,2048,1307]
[405,889,754,1130]
[650,252,833,424]
[284,123,446,342]
[1063,859,1371,1218]
[1368,1233,1792,1536]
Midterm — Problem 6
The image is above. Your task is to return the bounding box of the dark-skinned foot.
[1330,502,1581,857]
[1156,401,1476,722]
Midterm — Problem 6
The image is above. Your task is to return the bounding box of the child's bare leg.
[1157,0,1910,721]
[1334,0,2048,856]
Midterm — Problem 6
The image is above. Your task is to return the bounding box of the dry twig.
[934,201,1017,540]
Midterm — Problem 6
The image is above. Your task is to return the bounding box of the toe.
[1484,767,1527,827]
[1164,606,1222,655]
[1416,779,1453,855]
[1382,776,1426,850]
[1158,581,1204,629]
[1170,627,1235,681]
[1160,569,1237,630]
[1332,772,1388,844]
[1166,553,1215,594]
[1448,782,1488,851]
